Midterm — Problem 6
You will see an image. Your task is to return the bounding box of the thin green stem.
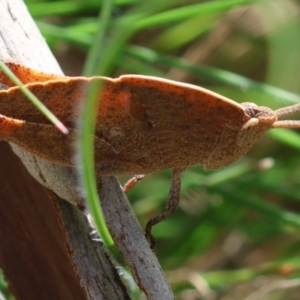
[78,0,115,248]
[0,61,68,134]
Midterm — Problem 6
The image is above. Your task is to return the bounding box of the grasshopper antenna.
[272,103,300,129]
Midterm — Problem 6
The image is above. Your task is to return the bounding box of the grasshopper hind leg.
[145,168,183,249]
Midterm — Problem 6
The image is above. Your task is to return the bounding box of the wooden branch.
[99,176,175,300]
[0,142,87,300]
[51,194,130,300]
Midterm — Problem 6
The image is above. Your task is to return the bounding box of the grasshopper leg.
[123,174,145,193]
[145,168,183,248]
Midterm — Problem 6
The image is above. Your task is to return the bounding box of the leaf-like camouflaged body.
[0,63,286,175]
[2,62,300,244]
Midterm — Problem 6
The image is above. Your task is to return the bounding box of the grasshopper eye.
[241,102,260,118]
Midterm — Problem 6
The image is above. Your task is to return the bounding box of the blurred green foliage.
[3,0,300,299]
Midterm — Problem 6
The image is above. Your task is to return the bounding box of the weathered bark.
[99,177,175,299]
[0,142,87,300]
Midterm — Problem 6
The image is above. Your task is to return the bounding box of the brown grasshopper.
[1,62,300,247]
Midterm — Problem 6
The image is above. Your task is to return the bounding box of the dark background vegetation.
[1,0,300,299]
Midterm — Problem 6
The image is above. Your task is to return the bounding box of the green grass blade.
[77,0,115,248]
[125,45,300,105]
[268,128,300,151]
[134,0,255,30]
